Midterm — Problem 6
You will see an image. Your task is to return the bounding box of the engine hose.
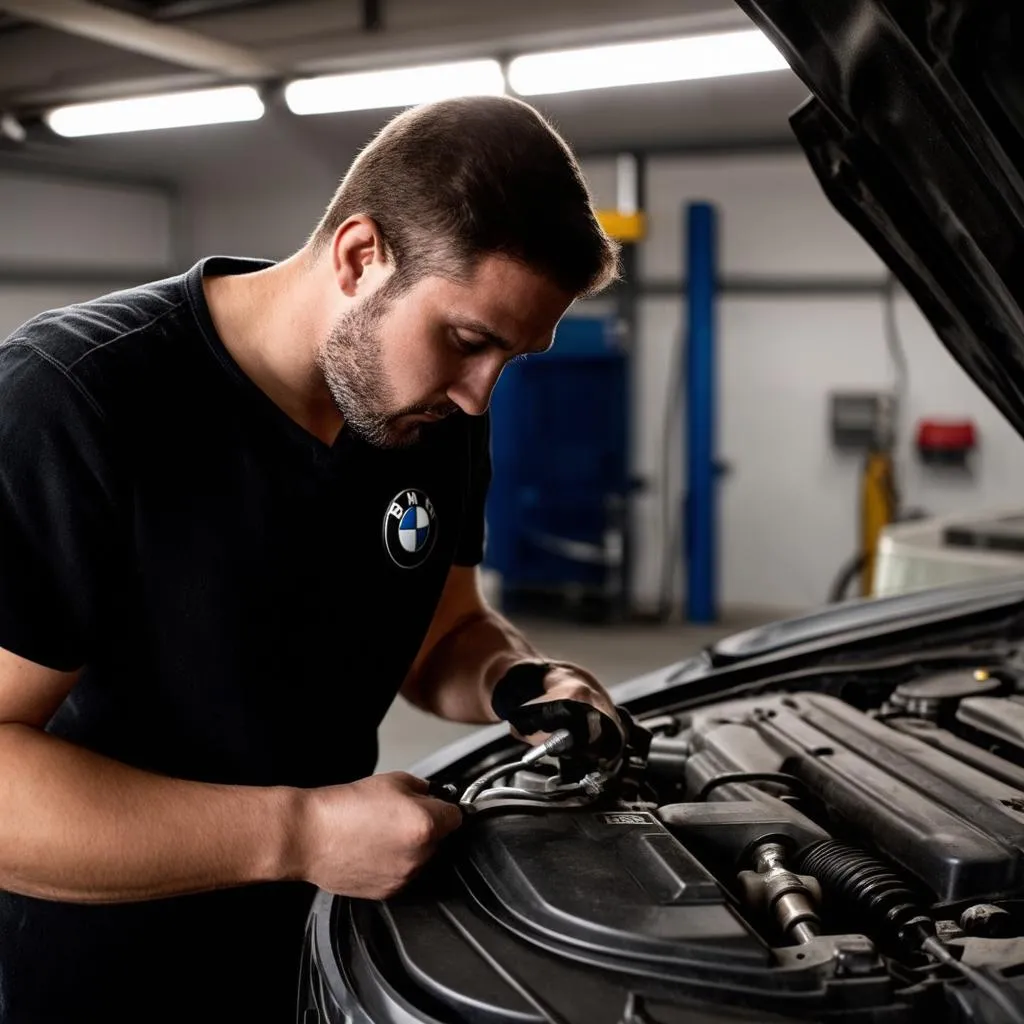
[797,842,1024,1021]
[795,840,934,948]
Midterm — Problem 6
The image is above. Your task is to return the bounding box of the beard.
[316,288,456,449]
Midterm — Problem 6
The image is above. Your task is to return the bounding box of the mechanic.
[0,95,622,1022]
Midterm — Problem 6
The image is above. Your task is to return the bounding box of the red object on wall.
[916,419,977,465]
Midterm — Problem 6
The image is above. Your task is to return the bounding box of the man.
[0,95,621,1021]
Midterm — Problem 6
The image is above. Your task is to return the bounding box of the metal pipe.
[459,730,574,805]
[739,842,822,944]
[628,276,889,297]
[791,921,818,944]
[0,0,275,77]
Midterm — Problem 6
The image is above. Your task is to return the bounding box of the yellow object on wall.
[596,210,647,242]
[861,451,898,597]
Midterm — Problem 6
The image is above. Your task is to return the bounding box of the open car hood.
[733,0,1024,437]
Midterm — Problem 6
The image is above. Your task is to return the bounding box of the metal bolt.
[835,940,879,976]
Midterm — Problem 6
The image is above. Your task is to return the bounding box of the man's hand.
[294,772,463,899]
[503,664,626,766]
[512,665,617,740]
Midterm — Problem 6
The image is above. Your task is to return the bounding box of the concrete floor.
[376,612,774,771]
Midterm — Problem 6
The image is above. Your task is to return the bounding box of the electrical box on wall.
[829,391,897,452]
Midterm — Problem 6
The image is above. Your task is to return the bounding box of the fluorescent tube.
[45,86,264,137]
[508,29,788,96]
[284,59,505,115]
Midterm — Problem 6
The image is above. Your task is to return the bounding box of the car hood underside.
[737,0,1024,439]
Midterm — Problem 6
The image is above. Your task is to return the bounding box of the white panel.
[640,152,887,282]
[0,173,172,271]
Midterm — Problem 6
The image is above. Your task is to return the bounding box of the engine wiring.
[921,936,1024,1024]
[694,771,809,802]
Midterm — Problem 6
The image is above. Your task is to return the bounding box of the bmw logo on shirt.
[383,488,438,568]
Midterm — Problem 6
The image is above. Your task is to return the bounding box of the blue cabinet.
[484,317,630,617]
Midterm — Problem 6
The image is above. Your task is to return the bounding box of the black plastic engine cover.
[460,810,767,971]
[303,808,906,1024]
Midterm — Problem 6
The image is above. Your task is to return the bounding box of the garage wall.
[183,147,340,263]
[0,170,176,339]
[635,153,1024,614]
[178,145,1024,617]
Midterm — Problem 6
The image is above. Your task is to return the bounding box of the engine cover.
[686,693,1024,905]
[460,810,767,971]
[308,809,899,1024]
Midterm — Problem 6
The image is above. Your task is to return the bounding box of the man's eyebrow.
[450,316,515,352]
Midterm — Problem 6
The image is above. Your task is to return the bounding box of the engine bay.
[313,654,1024,1023]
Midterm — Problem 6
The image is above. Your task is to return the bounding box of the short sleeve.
[453,412,492,567]
[0,343,125,670]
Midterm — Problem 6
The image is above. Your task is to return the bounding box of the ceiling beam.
[0,0,276,78]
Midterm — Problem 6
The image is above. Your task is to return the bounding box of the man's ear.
[331,215,386,297]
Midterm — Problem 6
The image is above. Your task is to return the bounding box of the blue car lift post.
[686,202,719,624]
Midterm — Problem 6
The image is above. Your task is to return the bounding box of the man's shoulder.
[0,271,196,413]
[4,272,190,370]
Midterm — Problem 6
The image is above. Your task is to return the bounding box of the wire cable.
[828,551,869,604]
[825,283,908,606]
[696,771,809,802]
[922,936,1024,1024]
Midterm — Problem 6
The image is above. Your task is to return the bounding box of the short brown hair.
[309,95,619,297]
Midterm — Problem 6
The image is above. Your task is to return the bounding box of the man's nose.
[448,357,504,417]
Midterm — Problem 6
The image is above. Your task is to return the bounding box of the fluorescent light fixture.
[284,59,505,115]
[45,85,264,138]
[508,29,788,96]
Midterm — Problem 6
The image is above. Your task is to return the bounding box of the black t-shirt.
[0,257,491,1021]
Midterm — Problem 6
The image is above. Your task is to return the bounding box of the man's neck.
[203,251,344,445]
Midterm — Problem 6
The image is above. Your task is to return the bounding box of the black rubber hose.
[795,840,933,948]
[798,842,1024,1022]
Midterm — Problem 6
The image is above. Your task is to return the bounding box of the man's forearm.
[403,607,608,724]
[402,606,551,722]
[0,724,303,903]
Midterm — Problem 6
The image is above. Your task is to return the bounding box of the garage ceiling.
[0,0,810,182]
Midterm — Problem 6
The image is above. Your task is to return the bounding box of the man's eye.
[452,332,487,355]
